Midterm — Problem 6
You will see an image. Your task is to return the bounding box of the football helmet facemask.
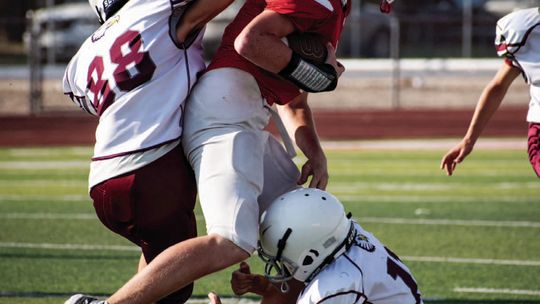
[257,188,355,285]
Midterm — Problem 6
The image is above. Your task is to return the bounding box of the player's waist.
[207,52,300,105]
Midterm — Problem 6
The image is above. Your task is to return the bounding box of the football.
[284,32,328,63]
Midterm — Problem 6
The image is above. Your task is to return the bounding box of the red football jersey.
[207,0,351,105]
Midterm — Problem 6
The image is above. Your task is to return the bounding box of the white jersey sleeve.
[495,7,540,123]
[63,0,206,159]
[297,223,422,304]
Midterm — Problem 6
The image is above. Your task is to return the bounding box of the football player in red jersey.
[69,0,356,303]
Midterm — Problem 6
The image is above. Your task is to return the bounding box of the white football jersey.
[297,223,422,304]
[495,7,540,123]
[63,0,205,159]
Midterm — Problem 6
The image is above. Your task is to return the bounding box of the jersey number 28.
[87,30,156,115]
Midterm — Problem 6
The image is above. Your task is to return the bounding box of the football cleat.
[64,294,107,304]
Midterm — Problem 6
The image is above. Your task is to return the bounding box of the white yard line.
[454,287,540,296]
[322,138,526,151]
[1,242,539,267]
[187,299,258,304]
[0,161,88,170]
[358,217,540,228]
[0,180,87,187]
[2,213,538,228]
[0,213,97,220]
[0,242,139,252]
[403,256,540,266]
[337,194,537,204]
[0,194,89,202]
[329,181,540,191]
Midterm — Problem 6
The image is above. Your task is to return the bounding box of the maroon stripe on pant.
[527,122,540,178]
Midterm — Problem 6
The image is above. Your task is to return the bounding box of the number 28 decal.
[87,30,156,115]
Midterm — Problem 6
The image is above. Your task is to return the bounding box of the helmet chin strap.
[93,5,105,24]
[276,228,293,262]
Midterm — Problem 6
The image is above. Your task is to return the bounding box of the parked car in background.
[390,0,502,57]
[484,0,540,16]
[24,2,98,63]
[338,1,393,58]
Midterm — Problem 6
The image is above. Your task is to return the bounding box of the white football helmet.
[88,0,128,24]
[257,188,354,284]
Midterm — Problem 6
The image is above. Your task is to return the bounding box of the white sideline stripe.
[0,180,87,187]
[321,138,526,151]
[0,242,139,252]
[454,287,540,296]
[1,242,539,267]
[2,194,537,204]
[403,256,540,266]
[0,213,97,220]
[0,212,205,221]
[358,217,540,228]
[187,299,258,304]
[0,195,89,202]
[0,161,88,170]
[2,213,539,229]
[337,194,538,204]
[331,181,540,191]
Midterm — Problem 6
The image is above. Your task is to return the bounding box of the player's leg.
[106,129,265,304]
[90,144,198,304]
[527,122,540,178]
[106,68,270,304]
[258,134,301,212]
[131,144,198,304]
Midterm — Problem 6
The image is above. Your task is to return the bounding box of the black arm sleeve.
[278,52,338,93]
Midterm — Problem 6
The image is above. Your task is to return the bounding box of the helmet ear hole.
[302,256,314,266]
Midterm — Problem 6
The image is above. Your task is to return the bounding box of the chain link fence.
[1,0,538,115]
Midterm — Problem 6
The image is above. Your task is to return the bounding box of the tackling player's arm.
[277,92,328,190]
[175,0,234,44]
[234,9,344,92]
[441,60,521,176]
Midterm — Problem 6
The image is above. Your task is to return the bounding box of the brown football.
[285,32,328,63]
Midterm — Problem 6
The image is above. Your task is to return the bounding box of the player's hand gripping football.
[440,138,475,176]
[231,262,273,296]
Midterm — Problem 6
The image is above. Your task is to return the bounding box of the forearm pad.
[278,52,338,93]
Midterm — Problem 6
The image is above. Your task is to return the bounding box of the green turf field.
[0,144,539,304]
